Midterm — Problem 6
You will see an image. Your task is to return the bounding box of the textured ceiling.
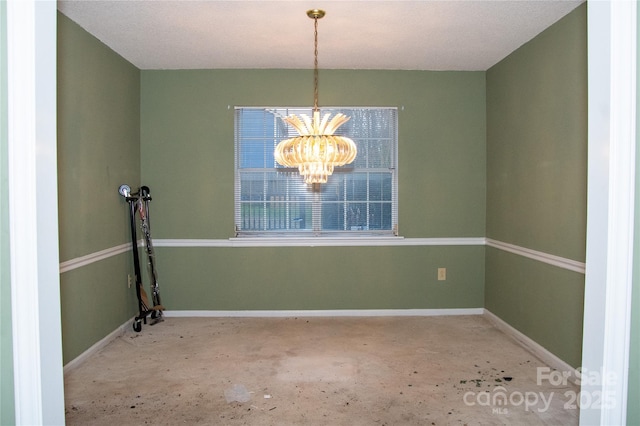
[57,0,584,71]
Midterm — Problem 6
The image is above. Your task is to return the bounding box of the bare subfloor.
[64,316,579,425]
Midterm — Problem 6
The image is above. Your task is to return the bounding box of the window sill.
[228,235,402,247]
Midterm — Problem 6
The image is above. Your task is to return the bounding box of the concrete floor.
[64,315,579,425]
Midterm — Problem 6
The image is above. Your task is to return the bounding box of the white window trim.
[234,106,399,237]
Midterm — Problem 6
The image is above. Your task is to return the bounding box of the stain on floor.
[64,315,579,425]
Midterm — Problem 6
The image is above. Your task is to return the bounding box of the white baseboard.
[164,308,485,318]
[63,317,133,375]
[483,309,580,385]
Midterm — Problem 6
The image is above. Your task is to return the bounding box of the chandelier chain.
[313,16,319,111]
[273,9,357,184]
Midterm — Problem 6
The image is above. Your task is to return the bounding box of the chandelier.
[274,9,357,184]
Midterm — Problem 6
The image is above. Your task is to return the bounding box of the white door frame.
[6,0,64,424]
[581,0,636,424]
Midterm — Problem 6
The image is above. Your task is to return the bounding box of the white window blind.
[234,107,398,237]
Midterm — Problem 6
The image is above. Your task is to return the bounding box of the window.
[234,107,398,237]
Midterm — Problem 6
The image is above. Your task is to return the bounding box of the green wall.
[141,69,486,239]
[485,4,587,367]
[630,174,640,421]
[158,246,484,311]
[140,69,486,311]
[0,1,15,424]
[629,4,640,422]
[57,13,141,363]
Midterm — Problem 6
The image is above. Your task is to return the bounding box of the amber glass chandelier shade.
[274,10,357,184]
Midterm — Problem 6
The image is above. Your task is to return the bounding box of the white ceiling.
[57,0,584,71]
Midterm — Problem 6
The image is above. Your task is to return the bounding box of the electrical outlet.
[437,268,447,281]
[128,274,132,288]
